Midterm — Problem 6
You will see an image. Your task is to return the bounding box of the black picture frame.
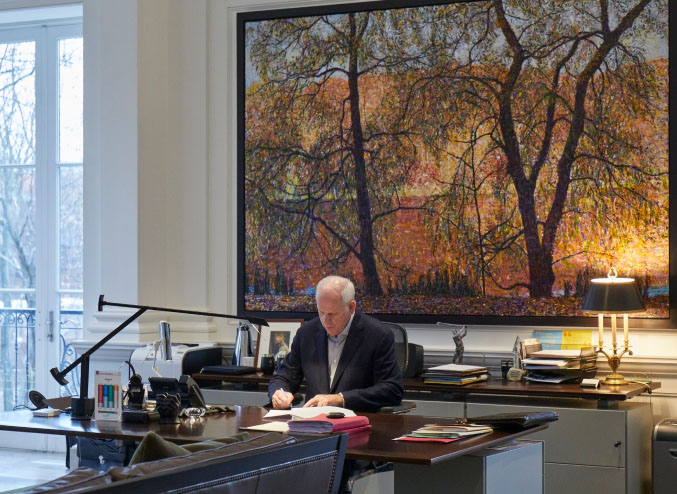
[237,0,675,329]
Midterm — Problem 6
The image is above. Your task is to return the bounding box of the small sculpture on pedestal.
[451,325,467,364]
[436,322,469,364]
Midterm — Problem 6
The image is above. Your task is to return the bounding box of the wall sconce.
[582,267,645,385]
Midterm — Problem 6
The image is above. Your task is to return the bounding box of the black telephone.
[149,375,206,409]
[179,375,207,409]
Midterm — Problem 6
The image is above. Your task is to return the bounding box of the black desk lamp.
[50,294,268,420]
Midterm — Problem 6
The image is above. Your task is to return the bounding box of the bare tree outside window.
[0,30,83,410]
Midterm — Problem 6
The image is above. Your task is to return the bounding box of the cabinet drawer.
[409,399,465,418]
[467,403,626,467]
[544,463,625,494]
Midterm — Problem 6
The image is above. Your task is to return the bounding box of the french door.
[0,20,83,450]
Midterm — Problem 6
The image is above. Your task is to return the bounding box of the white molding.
[0,0,80,12]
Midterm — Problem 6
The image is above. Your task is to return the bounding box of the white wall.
[82,0,677,419]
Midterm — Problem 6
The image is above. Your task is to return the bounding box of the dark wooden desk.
[195,373,659,401]
[192,374,655,493]
[0,406,545,466]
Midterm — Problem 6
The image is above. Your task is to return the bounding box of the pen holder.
[261,354,275,374]
[500,360,512,380]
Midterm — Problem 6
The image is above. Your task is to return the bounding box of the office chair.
[378,322,416,414]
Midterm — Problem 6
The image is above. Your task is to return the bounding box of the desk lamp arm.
[49,294,268,420]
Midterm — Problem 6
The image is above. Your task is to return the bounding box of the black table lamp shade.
[582,278,645,314]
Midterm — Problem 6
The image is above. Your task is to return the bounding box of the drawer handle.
[669,449,677,458]
[614,441,622,448]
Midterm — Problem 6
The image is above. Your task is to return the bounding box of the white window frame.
[0,7,82,450]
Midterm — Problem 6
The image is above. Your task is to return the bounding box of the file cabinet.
[411,396,651,494]
[395,439,543,494]
[470,400,648,493]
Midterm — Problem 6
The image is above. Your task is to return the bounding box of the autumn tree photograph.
[240,0,669,320]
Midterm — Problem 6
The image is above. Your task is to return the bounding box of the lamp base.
[70,397,95,420]
[602,373,628,386]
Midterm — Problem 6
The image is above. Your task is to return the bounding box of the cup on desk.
[276,353,286,371]
[501,359,512,380]
[261,354,275,374]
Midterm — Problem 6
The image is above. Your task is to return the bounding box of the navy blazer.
[267,310,403,412]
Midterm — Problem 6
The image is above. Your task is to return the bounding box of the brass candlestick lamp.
[582,267,645,385]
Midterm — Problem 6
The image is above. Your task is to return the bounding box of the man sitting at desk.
[268,275,403,412]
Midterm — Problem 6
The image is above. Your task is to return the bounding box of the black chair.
[379,322,416,414]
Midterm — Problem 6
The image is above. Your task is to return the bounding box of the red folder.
[287,414,371,435]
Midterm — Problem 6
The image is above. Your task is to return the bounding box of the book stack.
[423,363,489,385]
[523,348,597,384]
[395,423,493,443]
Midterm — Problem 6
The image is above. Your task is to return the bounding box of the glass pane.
[58,37,83,163]
[59,293,82,398]
[0,294,35,411]
[59,166,82,289]
[0,167,36,289]
[0,41,36,165]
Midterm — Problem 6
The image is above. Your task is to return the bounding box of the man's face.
[317,288,356,337]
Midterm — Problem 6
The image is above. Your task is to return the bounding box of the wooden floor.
[0,448,68,492]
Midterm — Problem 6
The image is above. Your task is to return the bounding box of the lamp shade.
[582,277,645,314]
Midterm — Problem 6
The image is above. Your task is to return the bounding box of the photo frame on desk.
[255,319,303,370]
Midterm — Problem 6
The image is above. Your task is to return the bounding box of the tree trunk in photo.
[494,0,652,299]
[347,14,383,296]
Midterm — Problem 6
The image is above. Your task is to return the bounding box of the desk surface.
[195,373,659,401]
[0,407,545,465]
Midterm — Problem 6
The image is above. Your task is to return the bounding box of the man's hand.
[272,389,294,409]
[303,393,344,408]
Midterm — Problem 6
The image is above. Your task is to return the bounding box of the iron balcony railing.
[0,308,82,411]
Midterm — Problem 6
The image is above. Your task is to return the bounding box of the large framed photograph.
[238,0,673,327]
[255,320,304,369]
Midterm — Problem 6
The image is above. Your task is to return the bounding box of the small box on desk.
[95,370,122,421]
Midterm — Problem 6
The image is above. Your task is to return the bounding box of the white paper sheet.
[263,406,356,420]
[243,421,290,432]
[426,363,487,372]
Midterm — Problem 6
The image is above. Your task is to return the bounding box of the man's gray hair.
[316,275,355,305]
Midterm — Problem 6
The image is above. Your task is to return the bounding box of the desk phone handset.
[180,375,207,409]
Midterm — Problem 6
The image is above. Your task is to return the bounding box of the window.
[0,7,82,410]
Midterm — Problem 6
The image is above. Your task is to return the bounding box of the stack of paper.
[523,349,587,368]
[423,363,489,385]
[263,406,356,420]
[395,423,493,443]
[523,349,597,383]
[243,407,364,434]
